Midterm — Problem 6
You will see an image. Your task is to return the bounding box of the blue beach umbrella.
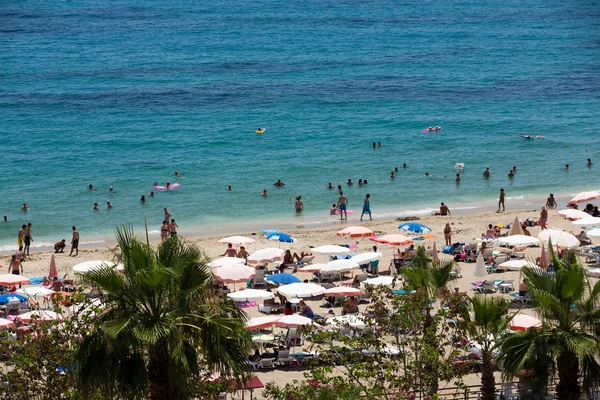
[266,273,301,285]
[398,222,432,234]
[267,232,297,244]
[0,293,27,305]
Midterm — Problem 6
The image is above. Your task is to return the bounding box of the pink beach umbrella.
[509,314,542,331]
[247,248,285,266]
[371,234,413,246]
[568,191,600,206]
[337,226,375,238]
[432,242,440,264]
[246,316,281,331]
[297,263,326,273]
[324,287,364,297]
[48,255,58,279]
[0,274,30,286]
[0,318,15,329]
[214,265,256,283]
[218,236,256,246]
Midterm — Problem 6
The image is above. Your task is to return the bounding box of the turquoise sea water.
[1,0,599,250]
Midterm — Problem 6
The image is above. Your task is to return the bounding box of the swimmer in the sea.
[261,190,268,197]
[508,169,514,178]
[564,164,569,170]
[109,187,114,194]
[21,203,29,211]
[403,163,407,169]
[425,172,430,177]
[390,171,395,179]
[273,179,285,187]
[483,167,490,178]
[140,195,146,203]
[587,158,593,166]
[106,201,113,209]
[227,185,232,191]
[166,182,172,189]
[175,171,183,177]
[93,203,99,210]
[455,173,460,182]
[347,178,353,185]
[88,184,98,191]
[149,191,155,198]
[327,182,334,189]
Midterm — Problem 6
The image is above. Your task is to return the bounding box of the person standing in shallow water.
[361,194,372,221]
[337,192,348,221]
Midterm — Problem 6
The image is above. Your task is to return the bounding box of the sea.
[1,0,599,252]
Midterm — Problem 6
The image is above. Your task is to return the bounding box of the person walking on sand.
[546,193,557,209]
[17,224,26,252]
[498,188,505,212]
[361,194,372,221]
[24,222,33,256]
[69,226,79,257]
[337,192,348,221]
[444,223,452,246]
[9,255,23,275]
[538,206,549,230]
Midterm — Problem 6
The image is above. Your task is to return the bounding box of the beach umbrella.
[72,260,116,274]
[208,257,246,269]
[247,248,284,266]
[572,217,600,227]
[568,191,600,206]
[266,273,301,285]
[49,254,58,279]
[0,294,27,305]
[539,244,548,270]
[508,216,524,236]
[587,229,600,243]
[337,226,375,238]
[326,314,366,330]
[227,289,274,302]
[538,230,580,249]
[214,265,256,283]
[298,263,327,273]
[246,316,281,331]
[275,315,321,329]
[16,287,54,298]
[324,287,364,296]
[267,232,297,244]
[321,259,359,273]
[498,260,539,271]
[277,283,326,298]
[371,234,413,246]
[473,253,488,278]
[16,310,62,323]
[311,245,351,255]
[362,275,398,287]
[0,274,30,286]
[432,242,440,264]
[218,236,256,245]
[558,209,591,220]
[498,235,540,247]
[509,314,542,331]
[398,222,432,234]
[0,318,14,329]
[350,252,382,265]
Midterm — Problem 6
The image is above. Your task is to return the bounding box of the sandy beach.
[3,205,596,399]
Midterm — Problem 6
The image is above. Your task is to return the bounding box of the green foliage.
[498,249,600,400]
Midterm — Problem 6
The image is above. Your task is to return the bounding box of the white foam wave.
[0,242,54,252]
[148,230,160,235]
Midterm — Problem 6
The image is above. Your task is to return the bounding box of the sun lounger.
[252,270,267,288]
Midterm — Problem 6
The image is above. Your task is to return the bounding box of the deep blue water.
[1,0,599,250]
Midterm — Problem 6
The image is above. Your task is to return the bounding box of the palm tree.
[75,227,252,400]
[462,295,511,400]
[498,250,600,400]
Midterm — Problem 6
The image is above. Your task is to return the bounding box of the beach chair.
[258,358,276,369]
[501,383,520,399]
[276,349,295,367]
[297,255,314,265]
[252,270,267,288]
[286,328,303,346]
[510,292,531,304]
[465,251,478,263]
[259,298,283,314]
[584,252,600,265]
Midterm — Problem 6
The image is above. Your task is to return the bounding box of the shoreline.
[0,188,583,256]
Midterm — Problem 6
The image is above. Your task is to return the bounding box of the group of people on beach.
[160,207,178,241]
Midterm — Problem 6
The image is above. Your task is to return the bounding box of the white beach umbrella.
[0,318,15,329]
[498,259,539,271]
[586,229,600,243]
[16,287,54,298]
[321,259,360,273]
[214,265,256,283]
[246,248,285,266]
[17,310,62,323]
[572,217,600,227]
[297,263,327,273]
[362,275,398,287]
[72,260,116,274]
[324,287,364,296]
[498,235,540,247]
[277,283,326,298]
[218,236,256,245]
[0,274,30,286]
[326,314,366,330]
[227,289,274,302]
[473,253,488,278]
[568,191,600,206]
[246,316,281,331]
[275,315,321,329]
[538,230,580,249]
[311,245,351,255]
[208,257,246,269]
[350,252,382,265]
[558,209,591,220]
